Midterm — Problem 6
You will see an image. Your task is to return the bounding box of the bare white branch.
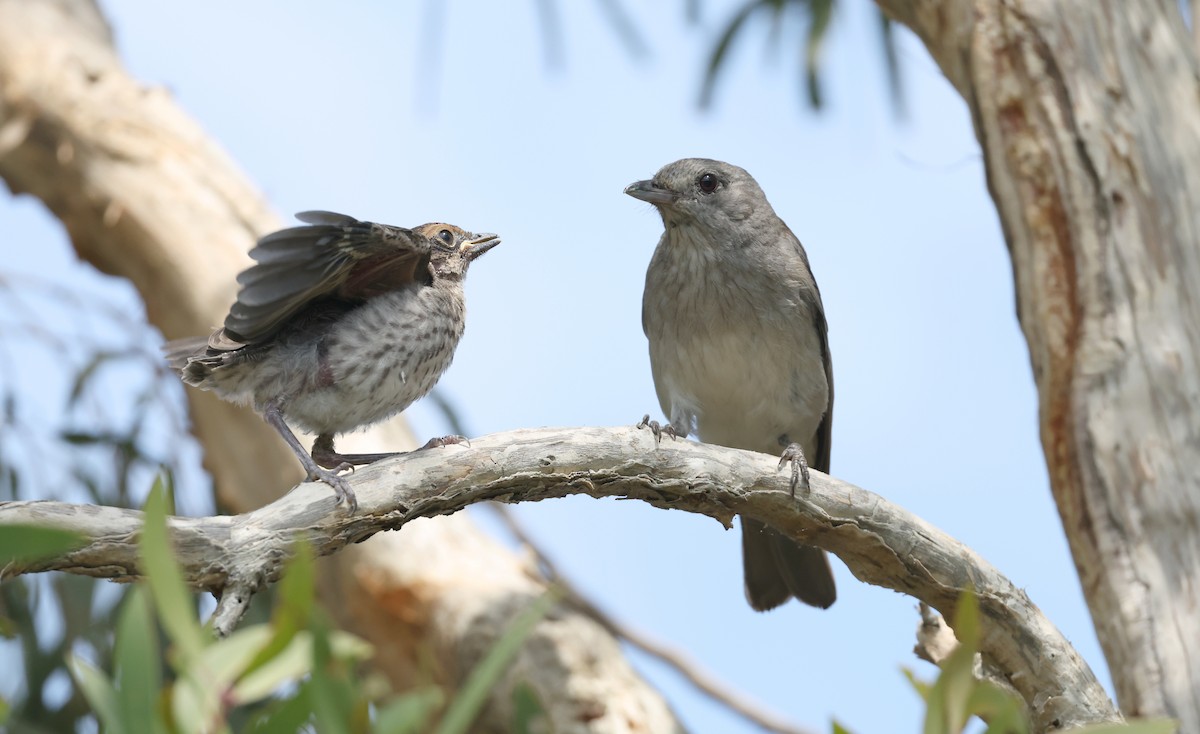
[0,425,1119,731]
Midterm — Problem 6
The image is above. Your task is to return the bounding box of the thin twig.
[211,581,256,639]
[913,601,957,665]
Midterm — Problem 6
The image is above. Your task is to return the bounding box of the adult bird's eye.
[698,173,719,194]
[438,229,453,244]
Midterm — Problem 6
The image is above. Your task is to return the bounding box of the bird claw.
[307,464,359,514]
[777,442,811,497]
[636,414,678,446]
[421,434,469,450]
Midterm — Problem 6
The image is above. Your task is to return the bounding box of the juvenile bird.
[166,211,499,513]
[627,158,837,610]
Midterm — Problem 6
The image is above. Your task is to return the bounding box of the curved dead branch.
[0,424,1118,731]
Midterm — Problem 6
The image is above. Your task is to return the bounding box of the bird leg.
[262,402,358,513]
[777,435,811,497]
[311,433,469,469]
[636,414,680,445]
[311,434,399,468]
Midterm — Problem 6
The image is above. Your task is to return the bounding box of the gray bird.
[166,211,499,513]
[626,158,836,610]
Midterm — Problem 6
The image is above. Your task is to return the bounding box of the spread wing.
[213,211,430,350]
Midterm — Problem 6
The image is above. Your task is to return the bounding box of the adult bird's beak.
[624,179,678,206]
[463,233,500,261]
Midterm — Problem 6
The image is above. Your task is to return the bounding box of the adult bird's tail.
[742,517,836,611]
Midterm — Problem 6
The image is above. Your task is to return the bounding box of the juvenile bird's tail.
[162,337,212,385]
[742,518,836,611]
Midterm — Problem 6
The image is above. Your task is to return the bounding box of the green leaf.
[0,695,9,726]
[803,0,833,108]
[231,629,372,706]
[170,675,226,734]
[435,589,561,734]
[200,625,277,698]
[306,614,372,734]
[924,591,983,734]
[277,540,315,622]
[511,683,543,734]
[913,590,1033,734]
[307,678,353,734]
[239,540,316,682]
[831,721,855,734]
[950,588,982,649]
[140,477,207,662]
[244,687,313,733]
[375,688,444,734]
[1071,721,1177,734]
[968,682,1027,734]
[55,573,100,643]
[70,653,123,731]
[902,667,932,700]
[700,0,763,108]
[593,0,650,58]
[0,524,84,564]
[115,586,165,734]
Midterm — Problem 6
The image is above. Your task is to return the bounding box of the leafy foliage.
[698,0,902,111]
[878,590,1175,734]
[0,272,201,733]
[41,479,552,733]
[0,525,84,565]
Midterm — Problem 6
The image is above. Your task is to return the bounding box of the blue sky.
[1,1,1110,732]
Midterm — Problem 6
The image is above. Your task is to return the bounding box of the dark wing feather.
[215,212,428,348]
[743,230,837,611]
[791,233,833,474]
[809,291,833,474]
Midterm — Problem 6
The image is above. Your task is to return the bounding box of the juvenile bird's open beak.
[625,180,678,206]
[463,233,500,261]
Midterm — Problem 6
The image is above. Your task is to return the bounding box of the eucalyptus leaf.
[115,586,165,734]
[375,687,444,734]
[69,653,123,732]
[0,525,83,564]
[240,540,315,682]
[511,683,544,734]
[244,688,313,733]
[232,629,372,705]
[140,478,207,662]
[170,674,230,734]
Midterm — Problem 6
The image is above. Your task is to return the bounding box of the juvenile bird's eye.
[698,173,719,194]
[438,229,453,244]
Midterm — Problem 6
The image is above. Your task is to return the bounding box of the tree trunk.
[0,1,678,730]
[877,0,1200,728]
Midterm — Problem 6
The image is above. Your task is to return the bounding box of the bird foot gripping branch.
[165,211,499,514]
[776,440,811,497]
[636,414,681,445]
